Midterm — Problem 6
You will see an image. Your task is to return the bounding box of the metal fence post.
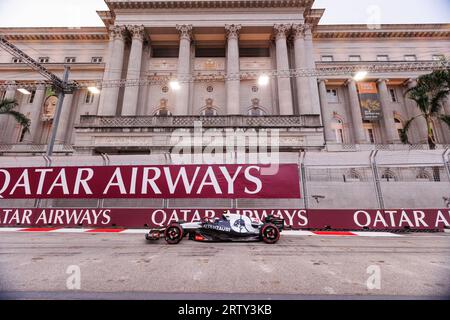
[98,153,109,209]
[299,150,308,209]
[442,148,450,187]
[370,150,385,210]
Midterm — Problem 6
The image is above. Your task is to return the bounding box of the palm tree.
[401,68,450,150]
[0,98,31,134]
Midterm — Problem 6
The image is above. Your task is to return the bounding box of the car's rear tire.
[164,223,183,244]
[261,223,280,244]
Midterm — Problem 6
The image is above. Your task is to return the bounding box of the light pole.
[46,66,70,156]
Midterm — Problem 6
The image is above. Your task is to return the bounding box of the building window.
[251,86,259,93]
[247,107,265,116]
[91,57,103,63]
[404,55,417,61]
[202,108,218,116]
[38,57,50,63]
[346,169,362,182]
[239,47,270,57]
[331,117,345,144]
[161,86,169,93]
[155,108,172,116]
[377,55,389,62]
[326,89,339,103]
[416,170,432,181]
[85,90,94,104]
[365,127,375,143]
[389,88,398,102]
[65,57,76,63]
[395,118,404,140]
[28,90,36,104]
[206,85,214,93]
[195,47,226,58]
[12,57,22,63]
[432,54,445,61]
[349,55,361,62]
[321,55,334,62]
[381,170,396,182]
[152,47,179,58]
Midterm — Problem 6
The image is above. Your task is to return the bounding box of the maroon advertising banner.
[0,208,449,231]
[0,164,300,199]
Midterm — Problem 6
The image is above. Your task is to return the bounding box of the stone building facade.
[0,0,449,156]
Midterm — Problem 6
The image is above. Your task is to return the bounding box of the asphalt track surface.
[0,232,449,299]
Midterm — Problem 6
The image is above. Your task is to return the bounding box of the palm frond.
[399,117,417,145]
[0,99,18,114]
[407,86,430,114]
[429,89,450,115]
[439,114,450,129]
[7,110,31,132]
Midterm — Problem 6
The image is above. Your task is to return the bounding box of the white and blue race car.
[145,212,285,244]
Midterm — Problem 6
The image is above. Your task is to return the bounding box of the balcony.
[0,144,74,155]
[77,114,322,129]
[74,115,325,153]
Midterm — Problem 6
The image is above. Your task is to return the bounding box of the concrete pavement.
[0,232,449,299]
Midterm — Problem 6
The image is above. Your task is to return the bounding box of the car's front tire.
[260,223,280,244]
[164,223,183,244]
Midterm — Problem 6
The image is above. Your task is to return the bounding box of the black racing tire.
[261,223,280,244]
[164,223,183,244]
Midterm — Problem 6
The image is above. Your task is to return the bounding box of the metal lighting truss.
[0,57,448,91]
[0,36,76,93]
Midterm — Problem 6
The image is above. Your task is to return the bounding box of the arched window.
[416,169,432,181]
[345,169,361,182]
[394,116,404,140]
[381,169,397,182]
[154,98,172,116]
[331,115,345,143]
[247,107,265,116]
[363,120,376,144]
[200,98,219,116]
[201,107,218,116]
[247,98,266,116]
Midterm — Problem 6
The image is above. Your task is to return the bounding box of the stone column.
[304,24,321,115]
[97,26,115,115]
[274,24,294,115]
[122,25,145,116]
[175,24,193,115]
[98,25,127,116]
[292,24,311,115]
[346,79,366,144]
[318,79,335,143]
[23,85,46,143]
[377,79,399,143]
[54,93,74,144]
[0,82,17,143]
[225,24,241,115]
[405,79,428,144]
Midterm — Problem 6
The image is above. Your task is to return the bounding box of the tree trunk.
[426,116,436,150]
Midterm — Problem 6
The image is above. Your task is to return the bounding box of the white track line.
[352,231,402,237]
[0,228,406,237]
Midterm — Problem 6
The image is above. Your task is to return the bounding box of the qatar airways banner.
[0,208,449,231]
[0,164,300,199]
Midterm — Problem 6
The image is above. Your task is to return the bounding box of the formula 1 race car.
[145,212,285,244]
